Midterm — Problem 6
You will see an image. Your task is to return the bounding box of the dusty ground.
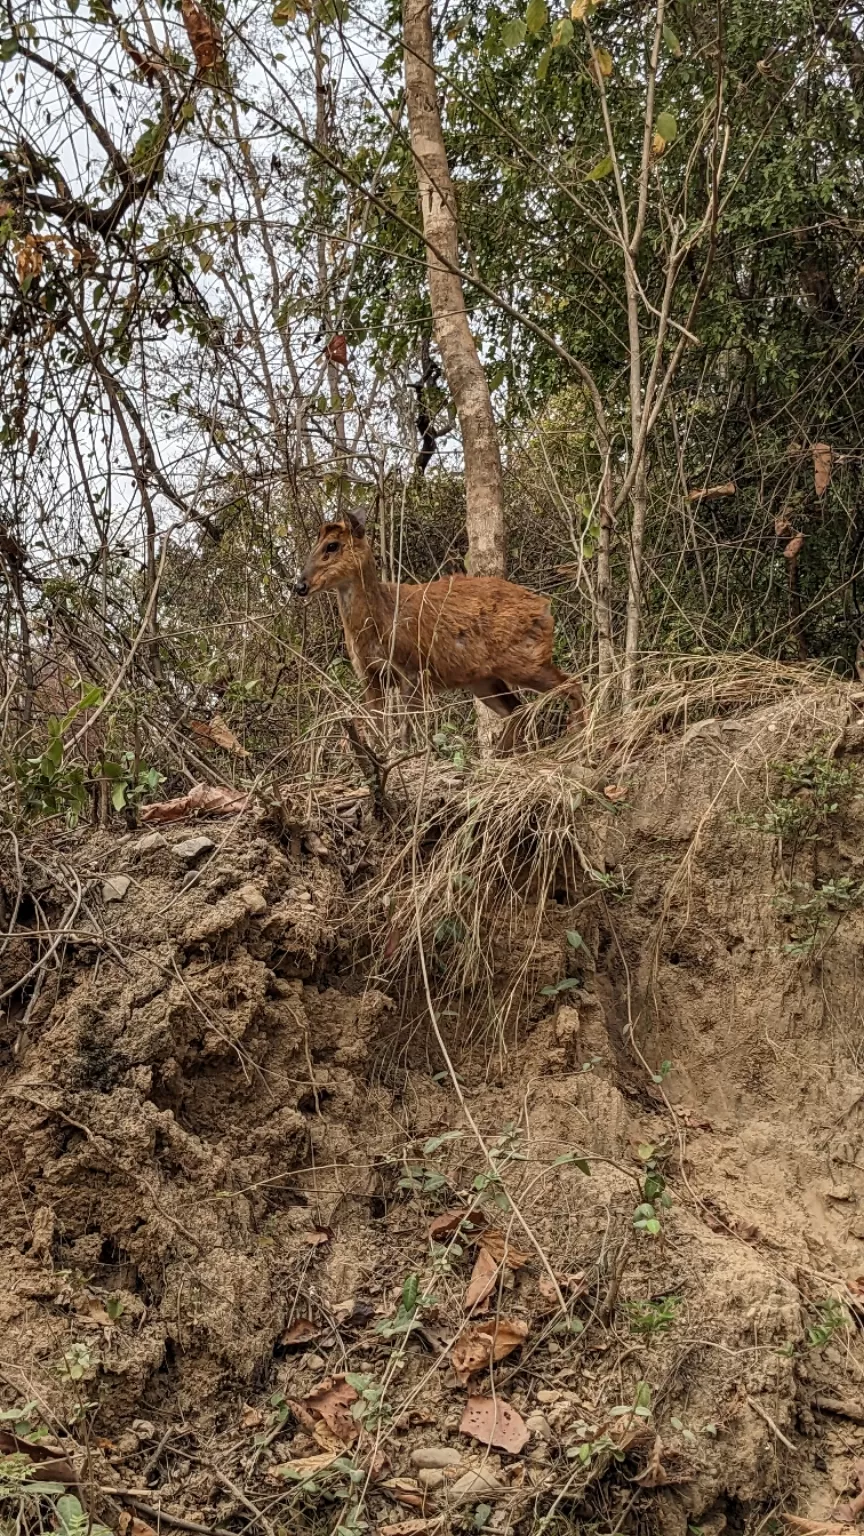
[4,680,864,1536]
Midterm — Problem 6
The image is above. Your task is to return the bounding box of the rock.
[524,1412,552,1440]
[102,875,131,902]
[448,1469,504,1506]
[131,1420,155,1439]
[238,883,268,916]
[132,833,166,853]
[411,1448,462,1470]
[172,836,215,862]
[114,1431,140,1456]
[416,1469,445,1490]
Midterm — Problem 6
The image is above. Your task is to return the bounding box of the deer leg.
[518,664,586,728]
[469,678,525,756]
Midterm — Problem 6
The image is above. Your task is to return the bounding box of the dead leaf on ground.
[181,0,222,70]
[0,1431,78,1487]
[783,1522,848,1536]
[240,1405,265,1429]
[118,1516,159,1536]
[774,513,793,537]
[603,784,628,802]
[301,1377,359,1446]
[478,1229,532,1269]
[141,783,249,822]
[304,1227,333,1246]
[464,1246,500,1310]
[460,1395,529,1455]
[538,1270,586,1303]
[428,1209,488,1242]
[452,1318,529,1383]
[281,1318,321,1347]
[630,1435,691,1487]
[784,531,804,561]
[813,441,833,496]
[189,714,248,757]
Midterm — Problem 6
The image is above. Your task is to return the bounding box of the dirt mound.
[4,683,864,1534]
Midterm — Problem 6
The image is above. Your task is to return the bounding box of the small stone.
[172,836,215,862]
[525,1412,552,1440]
[449,1470,503,1506]
[305,1354,326,1371]
[114,1431,140,1456]
[827,1184,853,1201]
[133,833,166,854]
[416,1469,444,1490]
[102,875,131,903]
[238,883,268,916]
[411,1448,461,1470]
[535,1390,558,1404]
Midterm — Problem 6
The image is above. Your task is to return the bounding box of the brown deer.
[293,512,584,750]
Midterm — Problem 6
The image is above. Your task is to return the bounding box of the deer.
[293,511,584,752]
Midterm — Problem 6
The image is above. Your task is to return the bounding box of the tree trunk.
[403,0,504,579]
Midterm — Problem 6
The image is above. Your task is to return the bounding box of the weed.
[743,751,855,846]
[432,722,469,770]
[806,1296,848,1349]
[775,876,864,958]
[56,1342,94,1383]
[632,1142,673,1237]
[375,1273,436,1340]
[624,1295,681,1335]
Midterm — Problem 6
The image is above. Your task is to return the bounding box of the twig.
[600,1233,630,1323]
[140,1425,175,1482]
[208,1466,276,1536]
[813,1396,864,1423]
[113,1494,236,1536]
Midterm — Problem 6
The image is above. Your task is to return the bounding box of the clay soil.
[5,683,864,1536]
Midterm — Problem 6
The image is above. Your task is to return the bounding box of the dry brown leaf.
[594,46,613,76]
[281,1317,321,1347]
[140,783,249,822]
[451,1318,528,1383]
[464,1246,499,1310]
[118,1517,159,1536]
[428,1208,487,1242]
[189,714,248,757]
[16,236,43,286]
[0,1430,78,1488]
[630,1435,690,1487]
[478,1229,532,1269]
[459,1395,529,1455]
[570,0,591,16]
[687,480,736,502]
[301,1376,359,1446]
[783,1522,848,1536]
[603,783,627,802]
[651,131,667,157]
[326,333,348,366]
[240,1405,265,1428]
[304,1227,333,1246]
[813,441,833,497]
[783,532,805,561]
[181,0,222,70]
[774,513,793,537]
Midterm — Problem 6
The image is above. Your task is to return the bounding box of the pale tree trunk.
[403,0,505,580]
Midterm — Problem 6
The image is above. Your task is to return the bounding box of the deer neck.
[336,554,394,660]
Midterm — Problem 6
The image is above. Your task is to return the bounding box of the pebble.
[133,832,166,854]
[102,875,131,903]
[524,1411,552,1440]
[449,1469,503,1506]
[131,1419,155,1439]
[411,1448,461,1470]
[172,836,215,862]
[238,883,268,915]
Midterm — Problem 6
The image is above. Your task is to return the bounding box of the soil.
[5,684,864,1536]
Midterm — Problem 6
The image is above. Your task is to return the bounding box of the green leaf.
[272,0,296,20]
[525,0,547,33]
[111,782,127,812]
[401,1273,419,1313]
[198,251,213,272]
[566,929,583,949]
[501,17,527,47]
[635,1381,652,1410]
[536,43,552,76]
[551,15,572,46]
[586,154,613,181]
[662,23,682,57]
[552,1152,591,1174]
[655,111,678,144]
[0,35,19,59]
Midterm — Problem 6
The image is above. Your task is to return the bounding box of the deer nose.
[293,578,308,597]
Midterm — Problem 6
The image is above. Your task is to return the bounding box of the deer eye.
[324,540,340,554]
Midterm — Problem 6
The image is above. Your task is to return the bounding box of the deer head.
[293,511,368,597]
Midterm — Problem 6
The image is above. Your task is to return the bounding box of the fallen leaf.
[428,1209,488,1241]
[240,1405,265,1428]
[140,783,249,822]
[464,1246,499,1310]
[783,1523,848,1536]
[281,1318,321,1347]
[0,1431,78,1488]
[452,1318,529,1383]
[784,532,804,561]
[478,1230,532,1269]
[301,1377,359,1446]
[603,784,628,802]
[459,1395,529,1455]
[326,333,348,366]
[304,1228,333,1246]
[118,1517,159,1536]
[813,441,833,496]
[774,513,793,537]
[538,1270,586,1303]
[687,481,736,502]
[630,1435,691,1487]
[189,714,248,757]
[181,0,222,70]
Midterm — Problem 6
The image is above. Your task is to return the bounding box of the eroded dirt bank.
[4,682,864,1535]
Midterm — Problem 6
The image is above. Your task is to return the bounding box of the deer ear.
[347,510,367,538]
